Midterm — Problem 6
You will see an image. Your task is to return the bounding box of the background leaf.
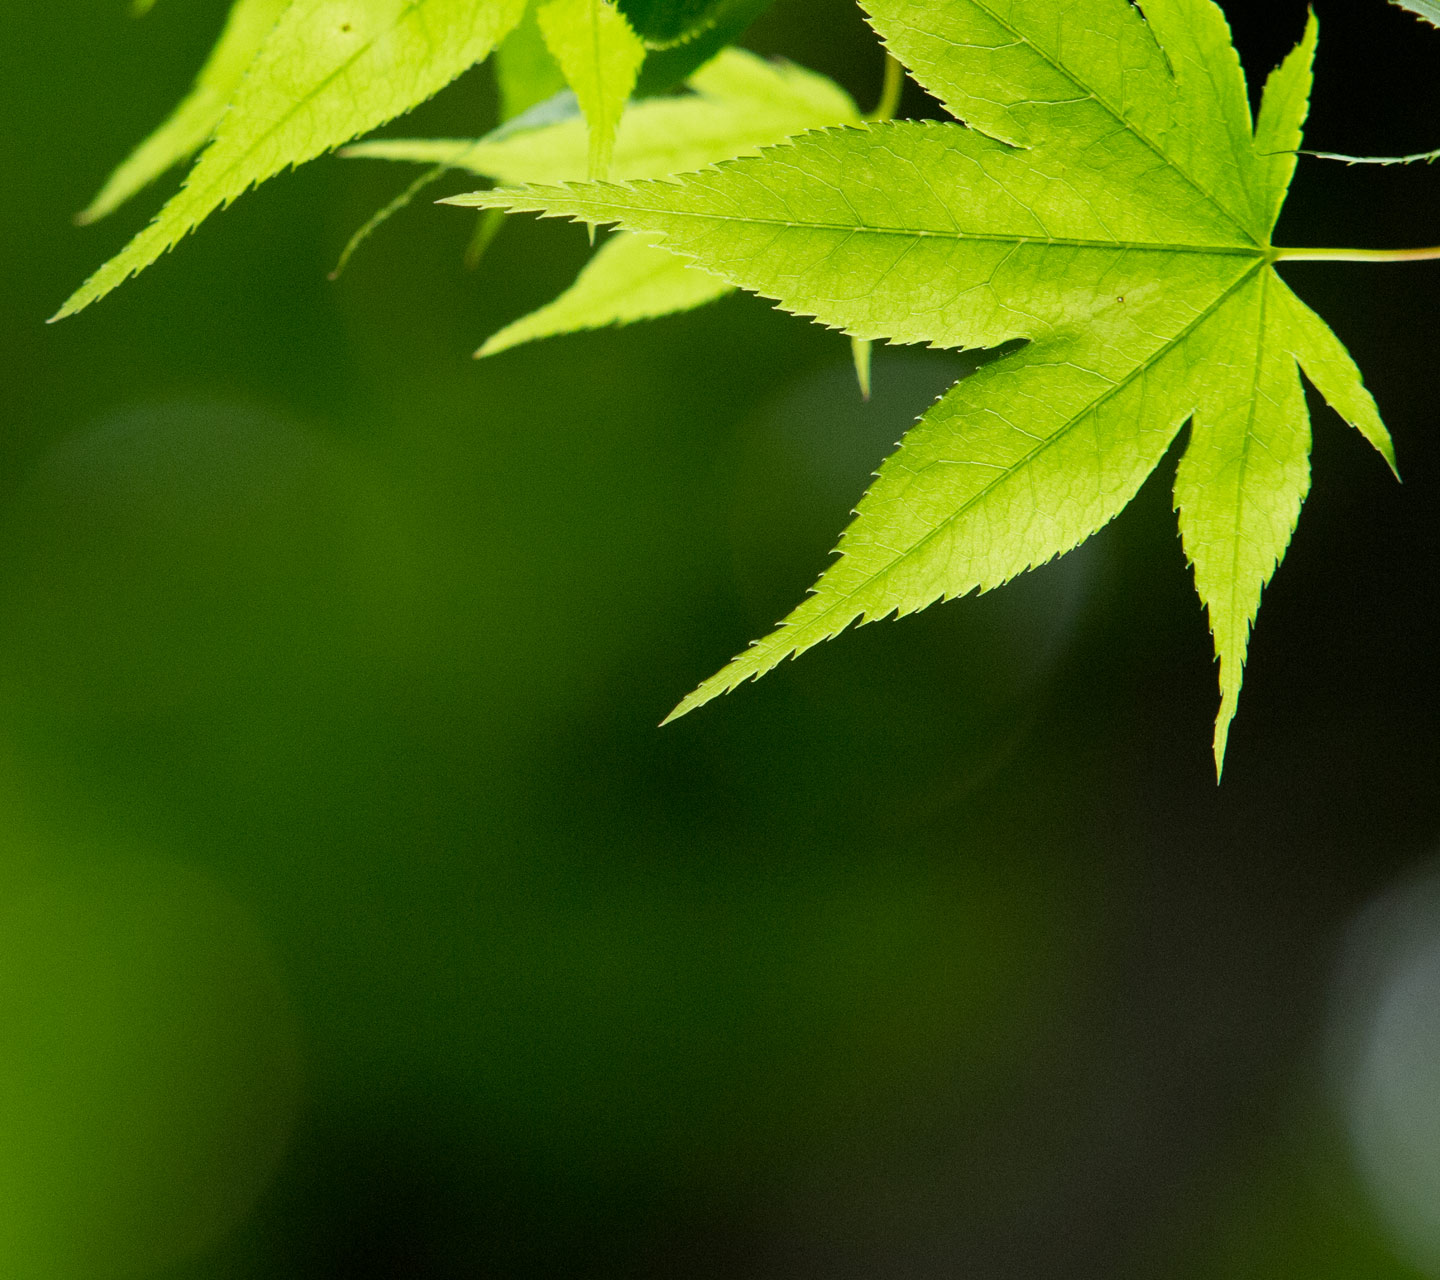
[350,50,859,184]
[617,0,742,47]
[631,0,773,93]
[537,0,647,179]
[55,0,527,319]
[477,230,733,355]
[495,2,568,121]
[79,0,291,224]
[352,48,859,352]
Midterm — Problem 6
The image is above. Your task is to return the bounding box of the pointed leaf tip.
[58,0,527,317]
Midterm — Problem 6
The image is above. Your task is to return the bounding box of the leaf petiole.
[1272,244,1440,263]
[1302,147,1440,166]
[867,55,904,123]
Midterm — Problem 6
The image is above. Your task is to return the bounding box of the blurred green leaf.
[631,0,773,94]
[348,48,858,183]
[1392,0,1440,28]
[478,231,732,356]
[617,0,753,47]
[496,1,568,121]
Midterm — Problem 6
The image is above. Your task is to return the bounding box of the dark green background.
[2,1,1439,1276]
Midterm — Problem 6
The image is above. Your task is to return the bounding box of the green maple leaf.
[618,0,754,47]
[536,0,647,179]
[495,3,569,122]
[477,229,735,354]
[346,48,859,353]
[79,0,290,225]
[55,0,527,320]
[451,0,1400,776]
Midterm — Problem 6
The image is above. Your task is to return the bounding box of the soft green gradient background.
[2,2,1439,1276]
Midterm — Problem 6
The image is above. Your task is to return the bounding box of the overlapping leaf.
[80,0,290,224]
[57,0,527,319]
[452,0,1396,774]
[348,49,859,354]
[536,0,646,178]
[495,2,568,121]
[619,0,749,47]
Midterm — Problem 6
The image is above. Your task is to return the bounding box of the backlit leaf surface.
[496,2,568,120]
[454,0,1396,774]
[79,0,290,224]
[478,230,733,355]
[349,48,859,352]
[537,0,647,178]
[56,0,526,319]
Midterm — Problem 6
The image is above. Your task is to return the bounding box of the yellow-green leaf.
[478,231,731,356]
[495,1,567,121]
[79,0,290,224]
[455,1,1399,775]
[347,48,858,354]
[55,0,526,320]
[536,0,646,179]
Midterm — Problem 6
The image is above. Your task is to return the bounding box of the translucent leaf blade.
[478,231,731,356]
[1174,270,1311,776]
[78,0,290,224]
[537,0,646,179]
[1253,11,1318,233]
[1134,0,1265,231]
[495,2,567,122]
[55,0,527,319]
[347,49,859,184]
[1273,276,1398,475]
[860,0,1263,240]
[666,261,1263,721]
[449,122,1265,352]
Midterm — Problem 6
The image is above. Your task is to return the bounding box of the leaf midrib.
[207,0,460,193]
[507,194,1266,255]
[778,260,1270,644]
[1223,268,1272,661]
[955,0,1261,245]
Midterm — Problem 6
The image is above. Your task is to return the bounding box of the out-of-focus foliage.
[1392,0,1440,27]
